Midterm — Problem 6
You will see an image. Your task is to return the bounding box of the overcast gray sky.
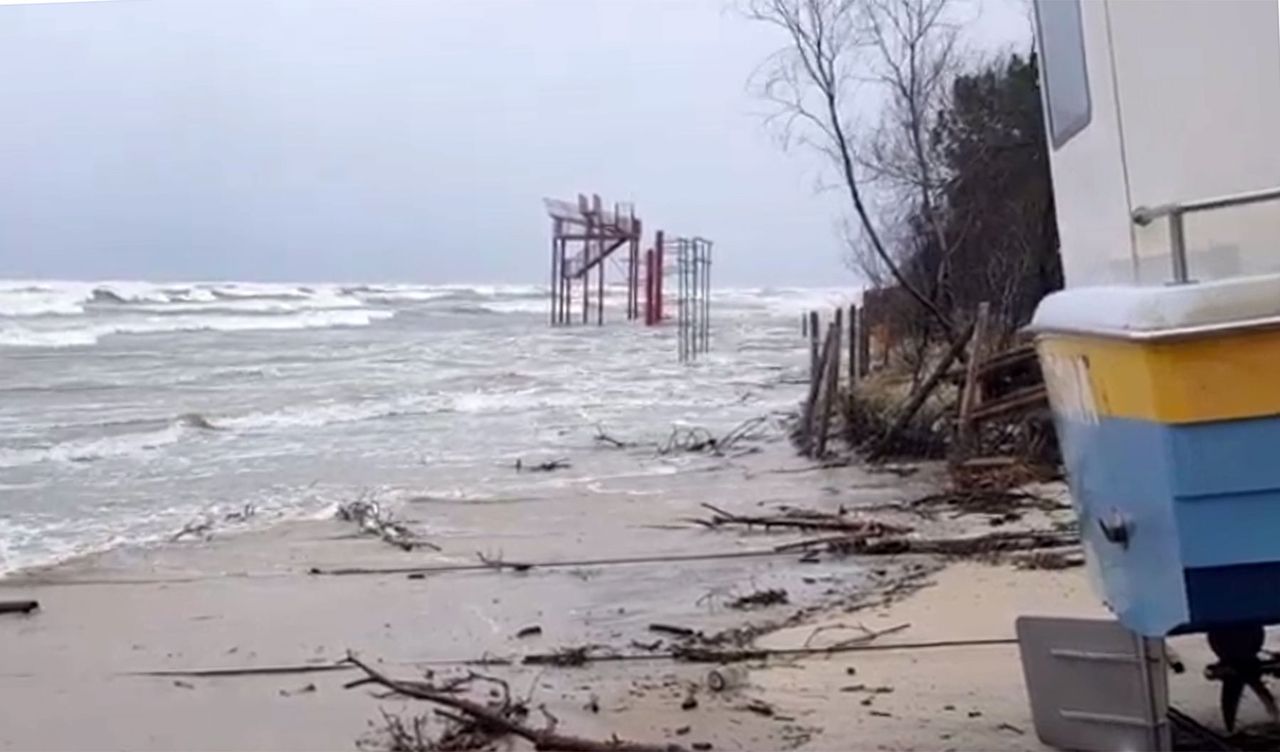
[0,0,1029,285]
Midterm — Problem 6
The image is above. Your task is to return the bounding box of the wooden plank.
[848,304,858,385]
[957,302,992,445]
[857,305,871,378]
[969,385,1049,423]
[808,311,820,383]
[800,322,835,451]
[813,324,841,458]
[977,343,1038,381]
[816,312,843,458]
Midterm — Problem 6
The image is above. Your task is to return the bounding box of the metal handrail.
[1132,185,1280,284]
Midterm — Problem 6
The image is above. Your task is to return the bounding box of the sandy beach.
[4,432,1240,752]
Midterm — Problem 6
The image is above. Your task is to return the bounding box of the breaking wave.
[0,423,189,469]
[0,280,565,348]
[0,309,394,348]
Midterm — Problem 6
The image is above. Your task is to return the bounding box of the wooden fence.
[798,304,869,458]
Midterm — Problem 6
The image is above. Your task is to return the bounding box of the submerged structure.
[672,236,713,363]
[544,194,714,359]
[544,195,643,327]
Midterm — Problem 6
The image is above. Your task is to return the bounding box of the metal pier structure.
[545,194,643,327]
[545,194,714,360]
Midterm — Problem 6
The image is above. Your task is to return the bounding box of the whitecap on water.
[0,308,395,348]
[0,423,188,469]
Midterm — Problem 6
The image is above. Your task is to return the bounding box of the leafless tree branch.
[744,0,958,343]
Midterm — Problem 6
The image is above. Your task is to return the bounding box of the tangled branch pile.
[337,496,439,553]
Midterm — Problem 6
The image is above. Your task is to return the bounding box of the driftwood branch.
[344,653,684,752]
[694,503,910,536]
[804,621,910,649]
[0,600,39,615]
[336,496,441,552]
[594,424,635,449]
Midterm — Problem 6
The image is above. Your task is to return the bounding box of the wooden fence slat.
[815,317,842,459]
[801,321,835,451]
[957,301,991,446]
[808,311,820,382]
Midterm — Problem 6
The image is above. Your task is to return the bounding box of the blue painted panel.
[1053,414,1188,636]
[1168,415,1280,498]
[1186,562,1280,629]
[1168,416,1280,571]
[1176,489,1280,567]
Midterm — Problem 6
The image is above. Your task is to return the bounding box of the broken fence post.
[815,315,842,458]
[808,310,820,383]
[801,321,836,453]
[956,301,992,449]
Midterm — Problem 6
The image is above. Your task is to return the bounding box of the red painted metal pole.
[630,220,642,321]
[644,248,655,325]
[654,230,665,322]
[626,238,636,320]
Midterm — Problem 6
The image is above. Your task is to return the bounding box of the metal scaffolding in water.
[542,195,715,363]
[545,194,643,326]
[672,237,713,362]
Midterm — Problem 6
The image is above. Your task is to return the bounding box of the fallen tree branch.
[667,635,1015,664]
[344,653,685,752]
[658,415,778,457]
[312,548,793,577]
[594,424,636,449]
[694,503,910,536]
[0,600,39,615]
[871,320,976,457]
[842,529,1078,557]
[804,622,909,649]
[476,552,533,572]
[522,645,608,667]
[336,495,441,552]
[130,663,355,678]
[718,416,771,452]
[776,528,1078,559]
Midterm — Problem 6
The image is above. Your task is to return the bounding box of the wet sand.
[0,441,1240,750]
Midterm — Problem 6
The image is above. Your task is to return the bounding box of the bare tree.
[857,0,964,306]
[745,0,958,344]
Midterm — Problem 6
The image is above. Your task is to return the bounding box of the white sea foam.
[0,288,89,317]
[220,397,441,432]
[0,308,394,348]
[0,424,187,469]
[128,291,364,314]
[482,298,553,315]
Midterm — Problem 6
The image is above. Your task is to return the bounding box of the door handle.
[1097,511,1131,548]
